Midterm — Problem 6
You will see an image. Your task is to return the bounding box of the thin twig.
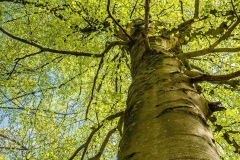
[84,41,128,120]
[0,134,28,150]
[69,111,124,160]
[15,50,43,62]
[85,56,104,120]
[130,0,139,18]
[1,69,89,105]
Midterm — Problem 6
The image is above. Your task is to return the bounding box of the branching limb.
[191,71,240,83]
[0,86,56,105]
[130,0,139,19]
[84,46,126,120]
[0,133,28,150]
[15,50,43,63]
[210,116,240,153]
[1,70,85,105]
[230,0,239,19]
[210,19,240,48]
[0,146,28,150]
[194,0,199,19]
[179,0,185,21]
[69,111,124,160]
[223,132,240,153]
[144,0,151,51]
[178,47,240,59]
[0,105,79,116]
[107,0,133,42]
[1,26,127,80]
[116,114,124,136]
[164,18,195,37]
[0,27,103,57]
[88,128,117,160]
[85,56,104,120]
[6,50,43,79]
[211,79,239,88]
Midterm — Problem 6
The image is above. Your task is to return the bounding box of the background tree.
[0,0,239,159]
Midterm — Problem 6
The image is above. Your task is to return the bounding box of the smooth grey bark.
[118,23,221,160]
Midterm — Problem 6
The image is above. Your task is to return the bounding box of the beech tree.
[0,0,239,159]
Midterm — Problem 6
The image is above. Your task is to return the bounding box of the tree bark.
[118,25,221,159]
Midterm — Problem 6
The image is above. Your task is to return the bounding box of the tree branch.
[84,43,127,120]
[0,146,28,150]
[107,0,133,42]
[15,50,43,62]
[144,0,151,51]
[177,46,240,59]
[130,0,139,19]
[223,132,240,153]
[191,71,240,83]
[1,70,84,105]
[194,0,199,19]
[210,116,240,154]
[0,133,28,150]
[210,19,240,48]
[0,27,103,57]
[230,0,239,19]
[179,0,185,21]
[85,56,104,120]
[0,106,79,115]
[88,128,116,160]
[69,111,124,160]
[1,27,128,59]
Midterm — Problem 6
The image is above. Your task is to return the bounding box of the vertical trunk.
[118,26,221,159]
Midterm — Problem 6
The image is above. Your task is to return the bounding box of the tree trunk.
[118,25,221,159]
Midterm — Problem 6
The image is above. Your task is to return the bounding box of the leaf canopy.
[0,0,239,159]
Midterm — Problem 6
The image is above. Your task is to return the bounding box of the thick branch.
[0,27,101,57]
[1,27,127,59]
[144,0,151,51]
[178,47,240,59]
[191,71,240,83]
[194,0,199,18]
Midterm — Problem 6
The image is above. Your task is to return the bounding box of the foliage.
[0,0,239,159]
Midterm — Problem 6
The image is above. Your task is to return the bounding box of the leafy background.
[0,0,239,159]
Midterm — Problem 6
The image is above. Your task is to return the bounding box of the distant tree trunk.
[118,23,221,159]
